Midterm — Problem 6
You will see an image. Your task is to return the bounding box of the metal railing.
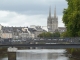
[0,37,80,44]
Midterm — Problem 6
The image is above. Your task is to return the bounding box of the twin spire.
[49,6,56,18]
[49,6,51,17]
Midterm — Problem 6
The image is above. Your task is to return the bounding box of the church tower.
[47,6,52,32]
[47,6,58,33]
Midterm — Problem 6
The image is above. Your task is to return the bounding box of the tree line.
[38,31,60,38]
[62,0,80,37]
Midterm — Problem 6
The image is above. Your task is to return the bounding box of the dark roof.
[28,28,36,33]
[2,27,28,33]
[58,27,66,30]
[35,26,45,31]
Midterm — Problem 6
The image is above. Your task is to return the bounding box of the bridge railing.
[0,37,80,44]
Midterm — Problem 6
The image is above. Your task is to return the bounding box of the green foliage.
[38,32,60,38]
[66,48,80,56]
[64,0,80,56]
[61,31,69,37]
[52,31,60,37]
[38,32,52,38]
[0,48,7,57]
[63,0,80,37]
[77,31,80,36]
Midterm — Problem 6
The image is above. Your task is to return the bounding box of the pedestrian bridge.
[0,37,80,48]
[0,44,80,48]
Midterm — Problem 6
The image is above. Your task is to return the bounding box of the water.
[0,49,78,60]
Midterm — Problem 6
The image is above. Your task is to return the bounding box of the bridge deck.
[0,44,80,48]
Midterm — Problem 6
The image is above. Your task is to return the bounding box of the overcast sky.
[0,0,67,28]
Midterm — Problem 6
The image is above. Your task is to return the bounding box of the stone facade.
[1,33,12,39]
[0,25,46,39]
[30,25,46,38]
[47,6,58,33]
[58,27,66,33]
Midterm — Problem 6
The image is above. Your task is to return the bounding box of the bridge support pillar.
[30,42,33,49]
[7,47,17,60]
[35,42,38,49]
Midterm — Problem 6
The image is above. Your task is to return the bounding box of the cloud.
[0,10,64,27]
[58,15,65,27]
[0,10,47,27]
[0,0,67,15]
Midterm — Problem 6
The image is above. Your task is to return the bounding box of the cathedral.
[47,6,58,33]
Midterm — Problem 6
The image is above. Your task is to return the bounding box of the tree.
[38,32,52,38]
[52,31,60,37]
[63,0,80,37]
[38,32,60,38]
[61,31,69,37]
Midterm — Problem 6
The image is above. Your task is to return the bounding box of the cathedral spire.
[54,6,56,17]
[49,6,51,17]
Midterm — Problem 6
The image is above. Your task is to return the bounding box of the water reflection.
[0,49,78,60]
[0,57,8,60]
[16,49,68,60]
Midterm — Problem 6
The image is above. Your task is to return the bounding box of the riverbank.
[66,48,80,59]
[0,48,7,58]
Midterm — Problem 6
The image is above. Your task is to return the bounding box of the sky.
[0,0,67,28]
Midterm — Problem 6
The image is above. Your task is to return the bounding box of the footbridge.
[1,38,80,60]
[1,44,80,48]
[0,37,80,48]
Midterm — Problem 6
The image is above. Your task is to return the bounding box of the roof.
[2,27,28,33]
[35,26,46,32]
[58,27,66,30]
[28,28,36,33]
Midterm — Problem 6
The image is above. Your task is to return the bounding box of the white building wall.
[1,33,12,39]
[0,24,2,30]
[19,33,29,38]
[34,31,45,38]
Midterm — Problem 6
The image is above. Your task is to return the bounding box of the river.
[0,49,79,60]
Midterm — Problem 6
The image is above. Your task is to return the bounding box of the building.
[0,24,46,39]
[47,6,66,33]
[0,24,2,38]
[47,6,58,33]
[19,28,29,40]
[0,26,29,39]
[27,27,37,38]
[30,25,46,38]
[58,27,66,33]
